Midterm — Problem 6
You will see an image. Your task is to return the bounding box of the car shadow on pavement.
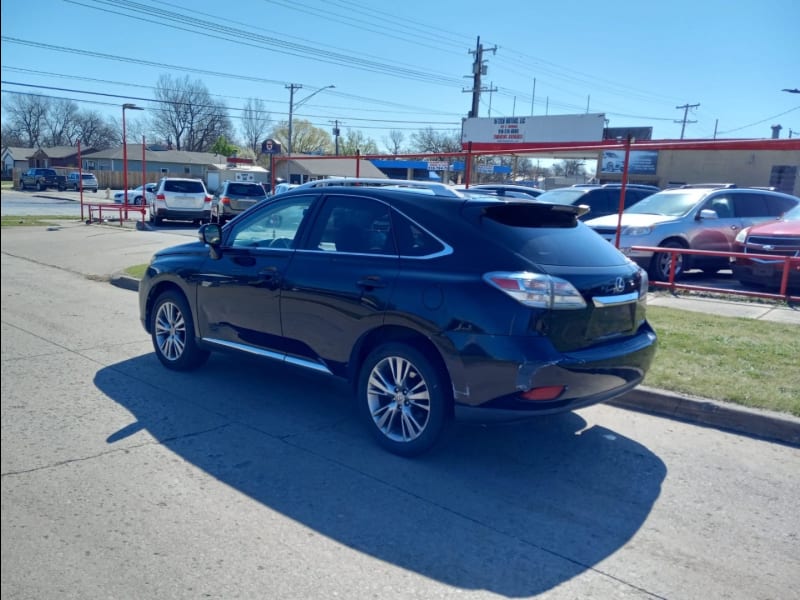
[95,352,666,597]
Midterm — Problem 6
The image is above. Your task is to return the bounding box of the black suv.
[139,180,657,456]
[535,184,658,220]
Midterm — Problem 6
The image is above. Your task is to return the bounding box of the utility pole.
[286,83,302,156]
[331,119,341,156]
[675,102,700,139]
[463,36,497,118]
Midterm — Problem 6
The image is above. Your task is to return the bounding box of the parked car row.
[122,176,800,294]
[583,184,799,283]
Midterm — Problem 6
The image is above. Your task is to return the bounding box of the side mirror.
[698,209,718,220]
[198,223,223,259]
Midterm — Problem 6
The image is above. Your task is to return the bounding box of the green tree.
[271,119,332,155]
[210,136,238,157]
[338,129,379,156]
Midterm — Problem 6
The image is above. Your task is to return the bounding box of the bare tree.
[1,122,26,148]
[44,99,80,146]
[74,111,116,150]
[383,130,405,154]
[241,98,272,155]
[2,93,50,147]
[409,127,462,154]
[151,74,234,152]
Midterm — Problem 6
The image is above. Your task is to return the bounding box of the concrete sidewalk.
[3,217,799,447]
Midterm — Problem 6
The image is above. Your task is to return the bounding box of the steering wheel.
[268,237,292,249]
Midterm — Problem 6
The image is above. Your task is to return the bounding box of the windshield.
[534,188,588,206]
[625,190,704,216]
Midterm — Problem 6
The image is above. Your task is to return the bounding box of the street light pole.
[286,84,334,156]
[122,103,143,217]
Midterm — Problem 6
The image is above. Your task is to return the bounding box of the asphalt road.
[2,220,800,598]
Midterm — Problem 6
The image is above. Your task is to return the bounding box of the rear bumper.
[153,207,210,221]
[444,323,658,422]
[731,262,800,289]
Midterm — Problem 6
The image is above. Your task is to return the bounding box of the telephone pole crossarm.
[675,102,700,139]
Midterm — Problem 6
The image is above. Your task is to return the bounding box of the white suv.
[66,172,99,193]
[149,178,211,226]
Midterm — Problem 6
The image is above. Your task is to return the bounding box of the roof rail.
[679,183,737,189]
[293,177,465,197]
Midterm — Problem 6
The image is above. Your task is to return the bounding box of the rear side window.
[766,195,798,216]
[732,193,771,217]
[164,180,206,194]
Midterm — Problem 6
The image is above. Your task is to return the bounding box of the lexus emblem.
[614,277,626,293]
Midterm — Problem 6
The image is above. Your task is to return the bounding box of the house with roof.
[3,145,95,181]
[1,147,34,179]
[274,155,387,184]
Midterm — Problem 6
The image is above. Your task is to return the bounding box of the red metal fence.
[632,246,800,303]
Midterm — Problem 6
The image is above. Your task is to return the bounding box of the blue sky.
[2,0,799,149]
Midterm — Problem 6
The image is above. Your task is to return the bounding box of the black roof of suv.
[139,179,657,456]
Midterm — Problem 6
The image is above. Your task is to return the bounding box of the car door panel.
[280,194,399,369]
[195,195,316,353]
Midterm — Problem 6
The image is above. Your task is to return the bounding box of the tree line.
[1,74,586,180]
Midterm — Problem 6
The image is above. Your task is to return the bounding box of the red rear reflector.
[519,386,565,401]
[489,277,519,290]
[221,196,231,205]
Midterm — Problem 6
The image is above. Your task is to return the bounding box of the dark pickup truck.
[19,168,67,191]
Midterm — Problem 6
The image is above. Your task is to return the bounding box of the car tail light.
[519,386,566,401]
[156,193,166,200]
[483,272,586,309]
[221,196,231,205]
[205,195,212,204]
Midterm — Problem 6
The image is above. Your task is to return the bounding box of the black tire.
[150,290,210,371]
[357,343,450,457]
[37,181,45,191]
[19,180,25,190]
[650,241,686,282]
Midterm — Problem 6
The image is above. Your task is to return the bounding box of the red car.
[731,204,800,291]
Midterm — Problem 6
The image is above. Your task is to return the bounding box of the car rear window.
[466,203,628,266]
[164,180,206,194]
[227,183,266,197]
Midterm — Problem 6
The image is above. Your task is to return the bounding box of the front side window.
[228,195,315,249]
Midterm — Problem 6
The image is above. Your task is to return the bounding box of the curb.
[110,272,141,292]
[610,387,800,447]
[108,276,800,448]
